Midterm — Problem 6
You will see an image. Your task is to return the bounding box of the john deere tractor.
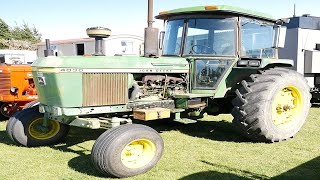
[6,3,311,178]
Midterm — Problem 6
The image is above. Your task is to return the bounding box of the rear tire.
[0,102,17,118]
[232,67,311,142]
[91,124,164,178]
[6,105,69,147]
[0,102,6,120]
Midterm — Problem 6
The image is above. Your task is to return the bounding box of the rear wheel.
[232,67,311,142]
[0,102,6,120]
[0,102,18,118]
[91,124,164,178]
[6,106,69,147]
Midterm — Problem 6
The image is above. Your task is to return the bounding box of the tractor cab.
[157,5,279,58]
[156,5,284,93]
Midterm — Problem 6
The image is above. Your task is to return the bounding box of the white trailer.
[37,34,143,57]
[0,50,37,64]
[279,15,320,101]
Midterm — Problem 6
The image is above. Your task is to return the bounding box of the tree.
[0,18,11,48]
[0,18,42,50]
[11,22,41,43]
[0,18,11,38]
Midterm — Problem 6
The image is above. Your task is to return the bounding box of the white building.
[0,50,37,64]
[37,34,144,57]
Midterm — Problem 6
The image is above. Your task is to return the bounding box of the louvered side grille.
[82,73,128,106]
[0,73,11,95]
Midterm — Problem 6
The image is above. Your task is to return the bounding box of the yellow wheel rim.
[28,118,61,140]
[121,139,156,169]
[272,86,302,127]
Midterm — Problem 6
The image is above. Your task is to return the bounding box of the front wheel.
[232,67,311,142]
[1,102,18,118]
[91,124,164,178]
[22,100,40,110]
[6,105,69,147]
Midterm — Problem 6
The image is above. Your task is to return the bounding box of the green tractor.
[6,4,311,178]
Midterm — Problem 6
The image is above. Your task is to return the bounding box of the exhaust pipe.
[144,0,159,57]
[44,39,54,57]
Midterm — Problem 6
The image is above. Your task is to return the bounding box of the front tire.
[6,105,69,147]
[91,124,164,178]
[22,100,40,109]
[232,68,311,142]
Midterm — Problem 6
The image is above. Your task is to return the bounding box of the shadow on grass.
[311,103,320,108]
[48,127,109,178]
[179,165,266,180]
[272,156,320,179]
[137,118,250,143]
[180,157,320,179]
[0,117,252,178]
[68,154,106,178]
[179,171,247,180]
[50,126,104,155]
[200,160,268,179]
[0,130,16,146]
[50,118,250,178]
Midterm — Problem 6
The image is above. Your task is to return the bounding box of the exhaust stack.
[44,39,54,57]
[86,27,111,56]
[144,0,159,57]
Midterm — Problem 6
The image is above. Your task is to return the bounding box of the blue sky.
[0,0,318,40]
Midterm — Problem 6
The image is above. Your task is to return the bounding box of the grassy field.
[0,107,319,180]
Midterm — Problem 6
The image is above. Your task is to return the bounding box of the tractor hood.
[31,56,189,108]
[32,56,189,73]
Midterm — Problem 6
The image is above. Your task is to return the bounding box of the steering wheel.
[191,45,216,54]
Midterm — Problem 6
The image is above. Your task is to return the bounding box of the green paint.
[32,56,188,108]
[175,98,188,109]
[41,104,131,116]
[32,56,188,70]
[213,60,238,98]
[33,72,82,107]
[156,5,274,21]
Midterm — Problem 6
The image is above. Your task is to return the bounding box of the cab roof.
[156,5,275,22]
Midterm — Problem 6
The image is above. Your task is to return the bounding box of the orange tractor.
[0,64,37,119]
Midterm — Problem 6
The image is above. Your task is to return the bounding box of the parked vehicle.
[279,15,320,102]
[6,3,311,178]
[0,50,37,64]
[0,64,37,119]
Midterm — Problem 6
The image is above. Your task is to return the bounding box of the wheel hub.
[121,139,156,169]
[1,103,18,118]
[272,87,302,127]
[28,118,61,140]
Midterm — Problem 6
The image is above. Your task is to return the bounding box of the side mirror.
[159,31,165,50]
[272,25,287,48]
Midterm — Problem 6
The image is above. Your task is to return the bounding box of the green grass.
[0,107,320,179]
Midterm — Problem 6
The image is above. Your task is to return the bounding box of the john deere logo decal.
[37,77,46,86]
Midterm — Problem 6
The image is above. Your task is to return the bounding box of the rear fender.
[260,58,293,69]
